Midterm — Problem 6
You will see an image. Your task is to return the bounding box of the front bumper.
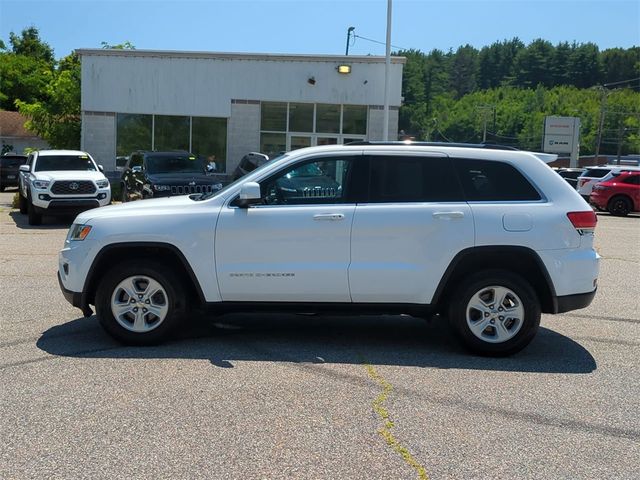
[57,271,92,317]
[31,190,111,211]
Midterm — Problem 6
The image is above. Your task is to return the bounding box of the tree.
[448,45,479,98]
[513,39,554,88]
[9,26,54,66]
[16,52,81,149]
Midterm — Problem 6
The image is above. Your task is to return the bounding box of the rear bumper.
[553,288,597,314]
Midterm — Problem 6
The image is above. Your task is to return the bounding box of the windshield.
[34,155,97,172]
[193,153,288,201]
[146,154,205,174]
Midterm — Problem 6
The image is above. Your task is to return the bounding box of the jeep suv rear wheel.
[95,261,187,345]
[448,270,541,356]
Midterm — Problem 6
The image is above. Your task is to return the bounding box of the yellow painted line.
[363,362,429,480]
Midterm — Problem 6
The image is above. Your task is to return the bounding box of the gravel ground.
[1,188,638,480]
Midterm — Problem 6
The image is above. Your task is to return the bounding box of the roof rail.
[344,141,519,151]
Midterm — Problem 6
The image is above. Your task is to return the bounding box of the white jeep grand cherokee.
[19,150,111,225]
[58,143,599,356]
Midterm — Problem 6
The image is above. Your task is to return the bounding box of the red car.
[590,171,640,216]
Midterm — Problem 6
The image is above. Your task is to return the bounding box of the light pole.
[382,0,392,141]
[345,27,355,56]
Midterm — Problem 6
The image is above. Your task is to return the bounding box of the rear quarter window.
[582,168,610,178]
[453,158,541,202]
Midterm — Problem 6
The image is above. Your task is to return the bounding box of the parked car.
[232,152,271,181]
[590,171,640,216]
[555,168,585,189]
[576,165,640,201]
[18,150,111,225]
[59,142,599,356]
[0,153,28,191]
[120,151,223,202]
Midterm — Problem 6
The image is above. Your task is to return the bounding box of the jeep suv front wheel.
[448,270,541,356]
[95,261,187,345]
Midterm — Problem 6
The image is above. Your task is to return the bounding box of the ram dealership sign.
[543,116,580,154]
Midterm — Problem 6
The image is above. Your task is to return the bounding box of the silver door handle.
[313,213,345,221]
[432,211,465,219]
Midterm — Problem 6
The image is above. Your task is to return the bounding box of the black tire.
[27,196,42,225]
[607,195,632,217]
[448,270,541,356]
[95,261,187,345]
[19,192,28,214]
[121,184,128,202]
[0,184,5,192]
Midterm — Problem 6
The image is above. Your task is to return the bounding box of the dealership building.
[77,49,405,175]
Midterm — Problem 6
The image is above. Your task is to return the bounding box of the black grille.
[50,180,96,195]
[170,184,215,195]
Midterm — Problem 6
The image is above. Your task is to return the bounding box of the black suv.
[0,153,28,191]
[120,151,223,202]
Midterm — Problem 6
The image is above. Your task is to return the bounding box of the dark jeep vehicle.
[232,152,271,181]
[121,151,223,202]
[0,153,28,191]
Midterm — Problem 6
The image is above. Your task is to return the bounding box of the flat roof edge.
[75,48,407,64]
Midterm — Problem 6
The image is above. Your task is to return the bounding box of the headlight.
[96,179,109,188]
[67,223,92,241]
[32,179,50,189]
[153,185,171,191]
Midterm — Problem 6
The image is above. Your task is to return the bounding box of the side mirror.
[98,164,104,172]
[236,182,262,208]
[19,164,30,172]
[131,166,142,173]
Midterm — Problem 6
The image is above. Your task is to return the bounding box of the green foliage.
[16,52,81,149]
[100,41,135,50]
[399,39,639,155]
[9,27,55,65]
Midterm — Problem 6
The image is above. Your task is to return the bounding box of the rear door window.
[582,168,610,178]
[453,158,542,201]
[367,155,464,202]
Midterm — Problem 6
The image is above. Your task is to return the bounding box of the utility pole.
[594,86,607,163]
[477,104,495,143]
[616,123,626,164]
[345,27,355,56]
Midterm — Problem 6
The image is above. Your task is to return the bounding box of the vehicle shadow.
[36,313,597,374]
[8,211,74,230]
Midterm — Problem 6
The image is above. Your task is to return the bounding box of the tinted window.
[34,155,97,172]
[454,158,541,201]
[130,154,143,169]
[146,154,205,174]
[582,168,610,178]
[622,175,640,185]
[0,155,27,167]
[261,157,354,205]
[368,156,463,203]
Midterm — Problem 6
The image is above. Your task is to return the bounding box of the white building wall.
[227,101,261,173]
[81,112,116,170]
[79,50,404,116]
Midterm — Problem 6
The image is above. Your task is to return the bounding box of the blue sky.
[1,0,638,59]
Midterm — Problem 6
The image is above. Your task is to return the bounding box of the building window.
[154,115,190,152]
[342,105,367,135]
[261,102,287,132]
[116,114,228,172]
[260,102,368,151]
[116,114,152,156]
[316,104,340,134]
[288,103,314,132]
[192,117,227,172]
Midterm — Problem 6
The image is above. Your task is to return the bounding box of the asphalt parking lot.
[1,188,638,480]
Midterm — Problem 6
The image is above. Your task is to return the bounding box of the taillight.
[567,211,597,234]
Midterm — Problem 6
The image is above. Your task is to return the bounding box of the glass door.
[316,136,339,146]
[290,135,312,151]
